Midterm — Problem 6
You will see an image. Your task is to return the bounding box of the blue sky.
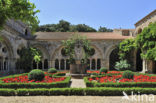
[32,0,156,30]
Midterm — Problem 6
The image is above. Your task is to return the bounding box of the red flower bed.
[88,71,156,83]
[2,73,66,83]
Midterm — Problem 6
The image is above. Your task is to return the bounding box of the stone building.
[0,9,156,75]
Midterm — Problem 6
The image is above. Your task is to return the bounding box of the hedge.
[84,77,156,88]
[0,77,71,89]
[52,72,66,77]
[1,88,156,96]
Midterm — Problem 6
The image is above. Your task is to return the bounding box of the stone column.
[65,60,66,70]
[95,59,97,70]
[59,59,61,70]
[90,59,92,70]
[48,60,51,68]
[102,59,109,70]
[10,58,17,72]
[42,60,44,70]
[142,59,147,73]
[2,58,4,71]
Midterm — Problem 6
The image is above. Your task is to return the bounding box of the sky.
[32,0,156,30]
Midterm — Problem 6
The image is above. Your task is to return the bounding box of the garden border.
[1,87,156,96]
[0,76,71,89]
[84,77,156,88]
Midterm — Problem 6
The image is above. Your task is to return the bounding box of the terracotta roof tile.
[34,32,133,41]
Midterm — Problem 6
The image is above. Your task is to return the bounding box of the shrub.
[122,70,134,79]
[100,67,108,74]
[115,60,131,71]
[28,69,45,81]
[52,72,66,77]
[48,68,57,73]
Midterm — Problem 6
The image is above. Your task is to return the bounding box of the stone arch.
[31,44,50,69]
[109,48,120,70]
[31,44,50,60]
[0,35,14,71]
[0,35,14,58]
[90,44,103,59]
[137,28,142,34]
[105,44,118,60]
[136,49,143,71]
[105,44,119,70]
[51,45,65,61]
[51,44,103,70]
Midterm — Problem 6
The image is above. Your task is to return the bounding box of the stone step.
[70,79,86,88]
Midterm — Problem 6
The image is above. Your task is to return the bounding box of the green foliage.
[71,24,97,32]
[16,47,42,72]
[119,22,156,61]
[28,69,45,81]
[0,89,15,96]
[136,22,156,60]
[98,26,113,32]
[48,68,57,73]
[122,70,134,79]
[36,20,98,32]
[0,0,40,33]
[100,67,108,74]
[119,39,136,59]
[52,72,66,77]
[62,34,92,64]
[84,76,156,88]
[2,88,156,96]
[115,60,131,71]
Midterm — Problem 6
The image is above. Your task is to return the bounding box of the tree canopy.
[119,22,156,61]
[136,22,156,60]
[16,47,42,72]
[98,26,113,32]
[36,20,113,32]
[0,0,40,33]
[62,34,92,64]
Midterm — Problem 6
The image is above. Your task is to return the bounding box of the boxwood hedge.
[1,88,156,96]
[84,77,156,88]
[0,77,71,89]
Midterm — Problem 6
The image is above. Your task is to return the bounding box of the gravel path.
[0,96,155,103]
[70,79,86,88]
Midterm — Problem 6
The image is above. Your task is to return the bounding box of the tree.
[73,24,97,32]
[16,47,42,72]
[119,38,136,59]
[57,20,70,32]
[119,22,156,61]
[98,26,113,32]
[62,34,92,64]
[136,22,156,60]
[36,20,98,32]
[0,0,40,33]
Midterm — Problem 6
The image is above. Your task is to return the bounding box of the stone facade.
[0,10,156,75]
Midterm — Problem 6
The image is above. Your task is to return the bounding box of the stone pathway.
[0,96,155,103]
[70,79,86,88]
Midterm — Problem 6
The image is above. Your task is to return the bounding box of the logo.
[122,91,155,102]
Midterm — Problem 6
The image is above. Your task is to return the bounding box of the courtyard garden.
[1,67,156,96]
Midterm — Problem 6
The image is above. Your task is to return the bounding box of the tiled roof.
[135,9,156,26]
[34,32,133,41]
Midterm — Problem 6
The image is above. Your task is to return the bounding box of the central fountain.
[69,40,89,78]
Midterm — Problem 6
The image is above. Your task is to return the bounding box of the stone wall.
[134,10,156,36]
